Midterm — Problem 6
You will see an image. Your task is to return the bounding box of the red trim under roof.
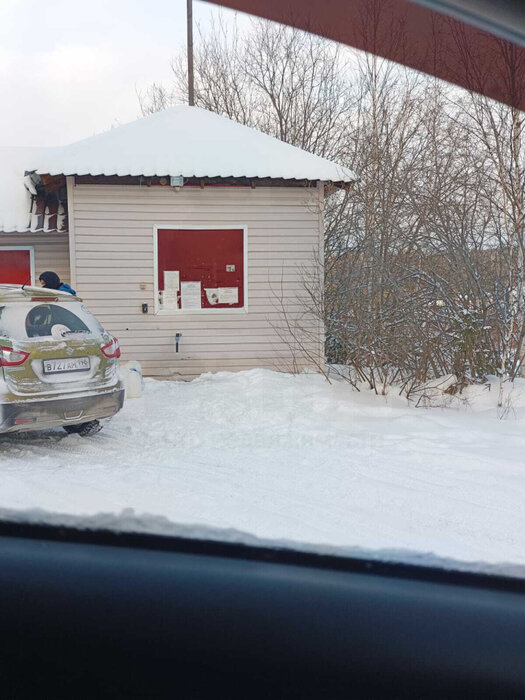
[207,0,525,110]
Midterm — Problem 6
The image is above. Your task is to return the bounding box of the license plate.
[43,357,91,374]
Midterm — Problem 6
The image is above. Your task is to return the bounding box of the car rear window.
[0,302,103,341]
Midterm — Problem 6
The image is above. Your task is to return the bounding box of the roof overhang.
[65,174,352,190]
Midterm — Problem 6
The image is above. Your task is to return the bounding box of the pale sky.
[0,0,241,147]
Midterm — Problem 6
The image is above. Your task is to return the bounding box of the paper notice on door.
[205,288,220,305]
[218,287,239,305]
[181,281,202,310]
[164,270,180,291]
[161,289,178,310]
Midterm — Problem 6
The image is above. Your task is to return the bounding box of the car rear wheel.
[63,420,102,437]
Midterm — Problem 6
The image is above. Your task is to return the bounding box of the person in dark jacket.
[39,271,76,296]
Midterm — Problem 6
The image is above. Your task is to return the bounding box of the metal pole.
[187,0,195,106]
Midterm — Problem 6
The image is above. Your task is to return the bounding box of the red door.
[157,229,244,309]
[0,249,32,285]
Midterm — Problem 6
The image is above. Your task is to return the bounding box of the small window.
[0,303,102,341]
[156,228,246,312]
[25,304,90,338]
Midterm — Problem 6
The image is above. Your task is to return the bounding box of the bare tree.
[140,15,353,161]
[137,83,175,116]
[445,30,525,402]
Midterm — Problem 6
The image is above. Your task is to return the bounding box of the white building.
[0,106,356,379]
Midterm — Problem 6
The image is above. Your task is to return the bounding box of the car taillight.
[0,346,30,366]
[101,338,121,359]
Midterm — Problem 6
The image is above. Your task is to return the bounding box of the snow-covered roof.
[31,107,357,182]
[0,146,68,234]
[0,147,43,233]
[0,106,357,233]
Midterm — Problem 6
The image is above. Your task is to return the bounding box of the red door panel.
[158,229,244,309]
[0,250,32,285]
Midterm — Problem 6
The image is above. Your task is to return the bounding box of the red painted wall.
[0,250,31,284]
[157,229,244,309]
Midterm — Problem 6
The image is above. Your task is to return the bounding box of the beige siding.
[0,233,70,284]
[71,183,324,379]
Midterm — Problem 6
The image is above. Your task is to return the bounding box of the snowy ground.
[2,368,525,573]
